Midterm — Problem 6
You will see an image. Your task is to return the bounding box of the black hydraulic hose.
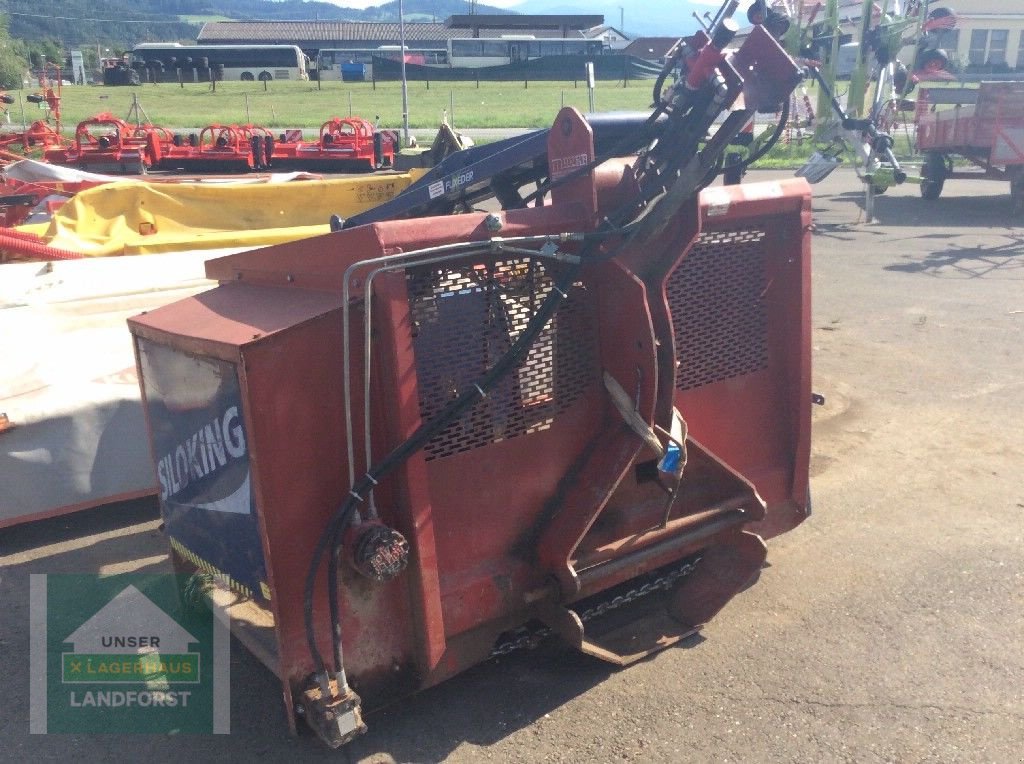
[304,252,588,680]
[306,33,753,679]
[652,43,685,106]
[721,97,790,175]
[310,174,665,679]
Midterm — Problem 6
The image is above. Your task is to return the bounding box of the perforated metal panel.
[668,228,769,391]
[408,258,597,460]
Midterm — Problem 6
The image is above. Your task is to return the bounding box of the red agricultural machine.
[159,123,277,173]
[0,65,64,162]
[272,117,397,172]
[129,8,813,749]
[43,113,173,174]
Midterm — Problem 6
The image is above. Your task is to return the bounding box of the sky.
[318,1,756,14]
[318,0,522,9]
[315,0,760,35]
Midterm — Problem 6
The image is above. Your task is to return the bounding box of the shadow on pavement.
[0,497,709,762]
[884,235,1024,278]
[832,189,1021,229]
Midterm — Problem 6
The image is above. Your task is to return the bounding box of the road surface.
[1,168,1022,762]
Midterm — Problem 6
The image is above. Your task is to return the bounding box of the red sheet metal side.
[671,179,812,538]
[243,311,430,709]
[372,271,447,675]
[917,82,1024,161]
[203,202,601,292]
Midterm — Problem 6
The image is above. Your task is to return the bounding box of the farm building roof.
[198,21,462,44]
[196,20,599,47]
[445,14,603,31]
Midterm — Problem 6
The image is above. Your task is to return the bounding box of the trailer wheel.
[927,7,955,21]
[1010,171,1024,215]
[240,71,255,81]
[258,71,273,82]
[916,49,949,75]
[920,152,946,199]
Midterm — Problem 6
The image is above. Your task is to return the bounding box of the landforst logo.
[30,574,229,734]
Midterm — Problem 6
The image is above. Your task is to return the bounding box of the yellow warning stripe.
[169,537,271,602]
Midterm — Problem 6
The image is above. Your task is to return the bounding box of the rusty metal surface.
[128,126,813,736]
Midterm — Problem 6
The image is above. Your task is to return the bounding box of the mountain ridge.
[6,0,702,52]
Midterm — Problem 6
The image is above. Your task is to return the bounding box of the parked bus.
[316,38,605,80]
[315,47,447,81]
[128,44,310,83]
[447,37,605,67]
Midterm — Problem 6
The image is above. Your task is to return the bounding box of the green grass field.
[46,79,658,133]
[17,78,925,167]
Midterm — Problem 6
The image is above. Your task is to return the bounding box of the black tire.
[920,152,946,200]
[240,71,255,81]
[723,152,744,186]
[257,71,272,82]
[916,49,949,75]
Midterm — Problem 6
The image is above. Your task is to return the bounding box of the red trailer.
[915,81,1024,212]
[271,117,396,172]
[43,113,171,174]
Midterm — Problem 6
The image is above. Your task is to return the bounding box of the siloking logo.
[31,574,229,734]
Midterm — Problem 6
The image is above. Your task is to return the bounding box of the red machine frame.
[0,65,64,162]
[129,116,811,739]
[915,81,1024,211]
[271,117,396,172]
[158,123,276,173]
[43,113,172,174]
[128,22,811,749]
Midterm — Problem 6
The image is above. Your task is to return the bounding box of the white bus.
[315,47,448,81]
[129,44,310,82]
[447,37,605,68]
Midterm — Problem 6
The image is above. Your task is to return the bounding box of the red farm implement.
[158,124,276,173]
[0,109,63,160]
[0,67,64,163]
[915,81,1024,213]
[43,113,172,174]
[271,118,397,172]
[129,15,812,750]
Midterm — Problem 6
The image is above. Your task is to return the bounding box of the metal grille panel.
[668,228,769,391]
[408,258,597,460]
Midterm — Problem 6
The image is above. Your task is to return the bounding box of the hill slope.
[6,0,515,50]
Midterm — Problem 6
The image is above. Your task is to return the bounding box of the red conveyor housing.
[129,33,810,744]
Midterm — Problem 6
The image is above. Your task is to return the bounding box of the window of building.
[969,29,988,66]
[1018,31,1024,70]
[969,29,1010,68]
[933,28,958,53]
[989,29,1008,65]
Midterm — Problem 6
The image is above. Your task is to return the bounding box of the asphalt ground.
[1,167,1022,762]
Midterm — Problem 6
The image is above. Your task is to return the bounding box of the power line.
[5,11,196,24]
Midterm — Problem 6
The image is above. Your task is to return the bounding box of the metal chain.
[490,556,702,658]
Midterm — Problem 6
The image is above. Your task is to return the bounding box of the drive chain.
[490,556,702,658]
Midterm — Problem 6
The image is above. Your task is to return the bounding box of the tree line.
[0,0,516,89]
